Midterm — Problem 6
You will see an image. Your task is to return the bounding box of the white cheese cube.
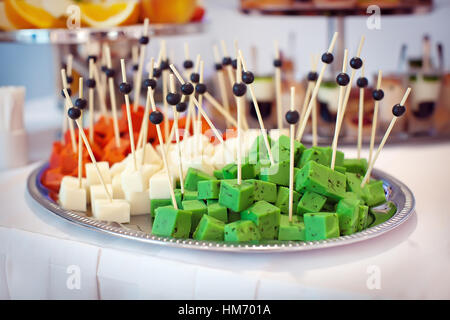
[121,163,160,193]
[60,175,90,203]
[90,184,113,215]
[124,190,150,216]
[93,199,130,223]
[112,174,125,199]
[85,161,111,186]
[59,182,87,212]
[149,171,175,199]
[135,143,162,165]
[110,161,127,177]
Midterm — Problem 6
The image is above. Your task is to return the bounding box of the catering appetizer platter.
[26,22,416,252]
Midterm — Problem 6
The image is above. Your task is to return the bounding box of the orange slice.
[0,2,18,30]
[4,0,58,29]
[79,0,139,27]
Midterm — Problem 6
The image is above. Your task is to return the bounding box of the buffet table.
[0,98,449,300]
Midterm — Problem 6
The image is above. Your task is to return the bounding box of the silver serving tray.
[27,163,415,253]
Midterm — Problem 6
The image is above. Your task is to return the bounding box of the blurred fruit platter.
[0,0,206,43]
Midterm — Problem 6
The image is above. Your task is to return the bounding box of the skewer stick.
[357,63,365,159]
[78,77,84,189]
[169,74,185,194]
[93,61,108,117]
[170,64,227,148]
[337,36,365,130]
[368,70,383,165]
[133,18,149,111]
[288,87,296,222]
[105,44,121,148]
[310,55,319,147]
[220,40,235,85]
[213,45,231,127]
[203,92,238,127]
[141,58,155,165]
[296,32,339,142]
[61,69,77,153]
[120,59,137,171]
[64,89,112,202]
[274,40,283,130]
[88,58,95,143]
[239,49,275,165]
[196,61,205,148]
[186,54,201,137]
[235,41,249,130]
[331,49,349,170]
[236,56,243,185]
[161,40,170,141]
[149,83,178,209]
[361,88,411,187]
[67,54,73,78]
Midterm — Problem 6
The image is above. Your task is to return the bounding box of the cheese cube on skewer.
[93,199,130,223]
[60,175,90,203]
[110,161,127,177]
[59,176,87,212]
[121,163,160,193]
[85,161,112,186]
[124,190,150,216]
[112,174,125,199]
[149,171,175,199]
[134,143,162,165]
[90,184,113,215]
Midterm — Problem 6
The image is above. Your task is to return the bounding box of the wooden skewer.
[148,81,178,209]
[203,92,238,127]
[213,45,231,127]
[88,58,95,143]
[288,86,296,222]
[239,49,275,165]
[64,89,112,202]
[337,36,365,130]
[235,42,249,130]
[105,44,121,148]
[133,18,149,111]
[296,32,339,142]
[67,54,73,78]
[141,58,155,165]
[92,60,108,117]
[331,49,349,170]
[196,60,205,152]
[170,74,185,194]
[220,40,235,85]
[357,63,365,159]
[361,88,411,187]
[236,55,243,185]
[274,40,283,130]
[61,69,77,153]
[185,54,201,138]
[310,55,320,147]
[120,59,137,171]
[78,77,84,189]
[161,40,170,141]
[368,70,383,165]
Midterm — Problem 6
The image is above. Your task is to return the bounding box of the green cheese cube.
[357,205,369,231]
[228,210,241,222]
[206,199,218,205]
[181,200,207,233]
[213,169,224,179]
[363,180,386,207]
[150,198,171,218]
[304,212,340,241]
[183,190,199,200]
[207,202,228,223]
[260,159,290,186]
[298,147,329,168]
[240,200,281,240]
[295,160,346,201]
[278,214,305,241]
[316,146,344,167]
[336,198,361,235]
[345,172,365,198]
[321,200,337,212]
[184,167,215,191]
[222,163,256,180]
[368,201,397,227]
[152,206,192,238]
[275,186,301,215]
[297,191,327,216]
[193,215,225,241]
[219,179,255,212]
[246,179,277,203]
[248,135,272,165]
[224,220,261,243]
[343,158,368,175]
[198,180,221,200]
[334,165,346,174]
[272,135,305,165]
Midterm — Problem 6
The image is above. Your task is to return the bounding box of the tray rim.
[27,163,415,253]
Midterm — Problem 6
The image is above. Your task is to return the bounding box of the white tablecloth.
[1,97,449,299]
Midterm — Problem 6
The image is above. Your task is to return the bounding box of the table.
[0,98,449,299]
